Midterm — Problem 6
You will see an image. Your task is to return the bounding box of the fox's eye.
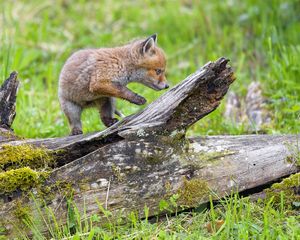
[155,69,162,75]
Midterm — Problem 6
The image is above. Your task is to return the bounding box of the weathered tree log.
[3,57,235,167]
[0,58,299,238]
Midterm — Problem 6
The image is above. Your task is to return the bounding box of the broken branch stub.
[0,71,19,142]
[115,57,235,137]
[0,71,19,130]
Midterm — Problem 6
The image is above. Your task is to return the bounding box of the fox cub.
[58,34,168,135]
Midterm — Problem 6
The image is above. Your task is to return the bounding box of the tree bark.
[0,58,298,238]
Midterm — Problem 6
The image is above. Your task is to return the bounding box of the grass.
[12,193,300,239]
[0,0,300,239]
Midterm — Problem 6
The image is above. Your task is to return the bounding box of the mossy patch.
[37,179,75,204]
[0,129,20,139]
[0,167,48,194]
[0,144,55,171]
[271,173,300,190]
[13,200,32,222]
[285,153,300,167]
[145,155,164,165]
[265,173,300,211]
[177,178,209,207]
[284,142,300,167]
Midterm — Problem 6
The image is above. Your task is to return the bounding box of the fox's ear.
[149,33,157,43]
[141,34,157,55]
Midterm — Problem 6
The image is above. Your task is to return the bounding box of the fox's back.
[58,49,95,102]
[58,47,127,104]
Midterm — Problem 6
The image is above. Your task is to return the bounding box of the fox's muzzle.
[155,81,169,90]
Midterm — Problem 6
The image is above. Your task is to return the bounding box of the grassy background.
[1,0,300,239]
[1,0,299,138]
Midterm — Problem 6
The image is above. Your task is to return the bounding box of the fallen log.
[0,58,299,238]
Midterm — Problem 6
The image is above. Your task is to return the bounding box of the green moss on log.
[271,173,300,190]
[177,178,209,207]
[266,173,300,210]
[0,144,55,171]
[13,200,32,222]
[0,167,48,194]
[0,129,19,139]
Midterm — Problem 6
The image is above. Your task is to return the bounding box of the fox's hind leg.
[59,97,83,135]
[97,97,118,127]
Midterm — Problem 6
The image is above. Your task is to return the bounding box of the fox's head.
[130,34,168,91]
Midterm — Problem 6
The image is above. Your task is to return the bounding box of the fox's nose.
[165,84,169,89]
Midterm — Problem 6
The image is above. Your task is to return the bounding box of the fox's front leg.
[90,81,146,105]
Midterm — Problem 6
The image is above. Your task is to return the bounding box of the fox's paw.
[70,127,83,136]
[102,117,119,127]
[131,94,147,105]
